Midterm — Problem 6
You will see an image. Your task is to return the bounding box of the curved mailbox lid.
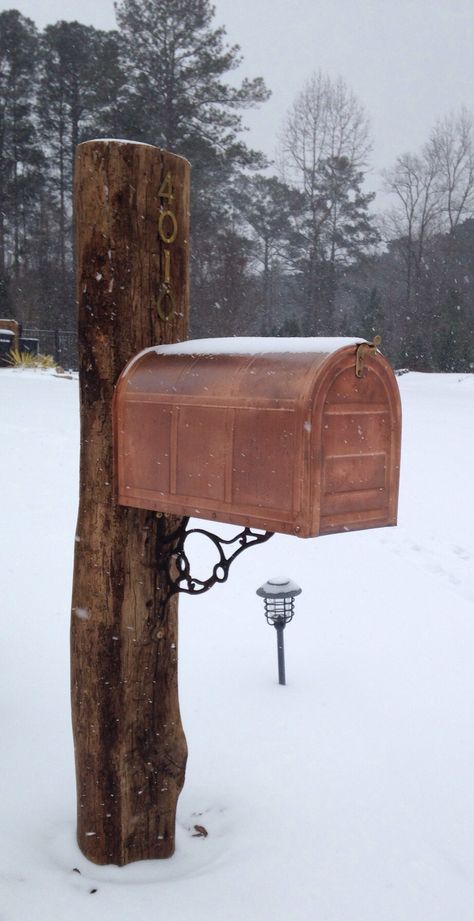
[114,337,401,537]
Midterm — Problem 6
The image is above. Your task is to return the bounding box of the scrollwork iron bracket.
[156,515,274,611]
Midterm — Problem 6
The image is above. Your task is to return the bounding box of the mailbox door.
[313,348,401,535]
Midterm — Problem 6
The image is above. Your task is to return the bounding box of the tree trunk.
[71,139,190,865]
[59,115,66,282]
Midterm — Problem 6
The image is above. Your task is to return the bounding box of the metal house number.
[157,171,178,322]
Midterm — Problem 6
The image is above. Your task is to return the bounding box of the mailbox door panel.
[316,356,400,535]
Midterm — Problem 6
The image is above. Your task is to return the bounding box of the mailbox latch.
[355,335,381,378]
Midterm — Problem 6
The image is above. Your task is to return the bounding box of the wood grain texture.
[71,140,189,865]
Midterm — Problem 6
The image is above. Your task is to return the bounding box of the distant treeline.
[1,0,473,371]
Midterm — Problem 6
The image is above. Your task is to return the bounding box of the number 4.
[158,171,174,201]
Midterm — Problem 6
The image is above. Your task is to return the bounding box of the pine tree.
[356,285,384,340]
[114,0,269,153]
[0,10,42,304]
[114,0,270,334]
[234,175,304,327]
[38,22,123,286]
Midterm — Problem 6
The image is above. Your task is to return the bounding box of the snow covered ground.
[0,368,473,921]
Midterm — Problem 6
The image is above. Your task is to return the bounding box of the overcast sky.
[2,0,474,196]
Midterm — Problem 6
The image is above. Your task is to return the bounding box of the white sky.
[2,0,474,196]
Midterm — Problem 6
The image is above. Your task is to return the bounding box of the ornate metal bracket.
[156,516,274,610]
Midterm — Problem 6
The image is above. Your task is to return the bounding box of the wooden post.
[71,140,189,866]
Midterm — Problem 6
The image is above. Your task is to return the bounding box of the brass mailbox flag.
[114,337,401,539]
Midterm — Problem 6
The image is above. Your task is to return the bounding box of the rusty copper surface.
[113,343,401,537]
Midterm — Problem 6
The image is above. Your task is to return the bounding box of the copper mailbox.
[113,337,401,537]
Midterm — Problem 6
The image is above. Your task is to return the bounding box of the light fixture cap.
[256,577,302,599]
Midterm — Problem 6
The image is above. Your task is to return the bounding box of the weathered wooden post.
[71,139,189,865]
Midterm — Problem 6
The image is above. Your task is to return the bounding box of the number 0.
[158,210,178,245]
[157,286,176,322]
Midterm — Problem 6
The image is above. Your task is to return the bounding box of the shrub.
[6,348,57,369]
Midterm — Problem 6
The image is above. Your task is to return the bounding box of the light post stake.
[275,620,286,685]
[256,577,302,686]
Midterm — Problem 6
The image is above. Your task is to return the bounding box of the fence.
[22,328,78,370]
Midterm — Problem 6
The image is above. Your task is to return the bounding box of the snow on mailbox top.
[113,337,401,537]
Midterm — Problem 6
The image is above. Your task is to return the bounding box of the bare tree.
[383,110,474,257]
[280,71,371,186]
[427,109,474,233]
[382,151,441,306]
[381,108,474,367]
[278,71,375,331]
